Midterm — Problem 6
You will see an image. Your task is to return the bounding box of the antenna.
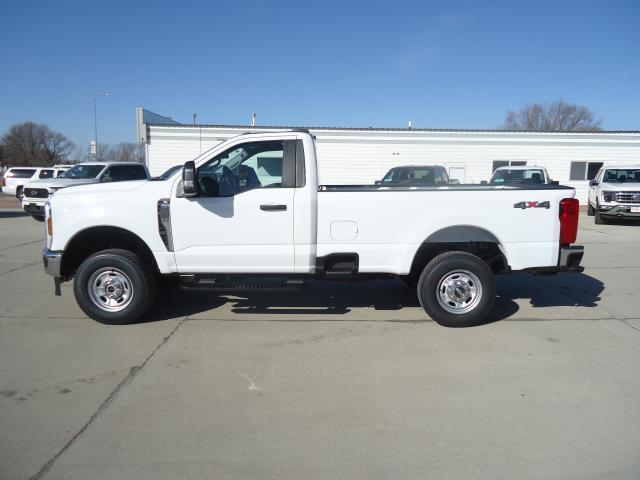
[408,120,412,129]
[251,113,256,127]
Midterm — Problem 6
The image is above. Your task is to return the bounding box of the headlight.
[602,191,614,202]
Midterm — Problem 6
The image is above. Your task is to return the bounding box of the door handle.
[260,204,287,211]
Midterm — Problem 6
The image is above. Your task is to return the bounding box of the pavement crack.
[0,239,41,251]
[28,317,188,480]
[0,261,40,276]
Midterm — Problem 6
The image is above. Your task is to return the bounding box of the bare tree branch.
[502,99,602,132]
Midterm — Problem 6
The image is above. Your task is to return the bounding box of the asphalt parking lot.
[1,197,639,480]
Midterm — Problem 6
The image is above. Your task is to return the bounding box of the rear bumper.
[558,245,584,273]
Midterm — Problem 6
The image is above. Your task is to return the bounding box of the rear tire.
[74,249,156,325]
[417,251,496,328]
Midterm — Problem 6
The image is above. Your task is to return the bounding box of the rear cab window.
[39,169,54,179]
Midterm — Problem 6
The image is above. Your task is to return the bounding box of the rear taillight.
[559,198,579,245]
[0,178,5,187]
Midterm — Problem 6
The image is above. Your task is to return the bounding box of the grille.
[616,191,640,204]
[25,188,49,199]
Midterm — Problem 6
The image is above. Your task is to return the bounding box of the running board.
[179,275,305,292]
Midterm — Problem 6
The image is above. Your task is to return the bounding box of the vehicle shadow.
[0,211,29,219]
[141,271,605,326]
[141,278,523,325]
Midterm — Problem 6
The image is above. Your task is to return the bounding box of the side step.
[179,275,305,292]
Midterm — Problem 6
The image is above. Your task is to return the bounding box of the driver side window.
[198,141,285,197]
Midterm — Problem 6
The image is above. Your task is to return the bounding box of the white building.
[136,108,640,203]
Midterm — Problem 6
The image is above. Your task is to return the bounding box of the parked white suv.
[587,165,640,224]
[1,166,70,199]
[42,130,584,327]
[22,162,149,221]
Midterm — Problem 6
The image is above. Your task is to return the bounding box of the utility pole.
[79,92,110,158]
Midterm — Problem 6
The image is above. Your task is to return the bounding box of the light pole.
[79,92,110,158]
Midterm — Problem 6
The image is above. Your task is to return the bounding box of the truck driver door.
[171,139,296,273]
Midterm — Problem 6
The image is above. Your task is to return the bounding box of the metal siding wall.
[146,126,640,202]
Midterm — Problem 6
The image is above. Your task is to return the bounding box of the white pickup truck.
[587,165,640,224]
[42,130,584,327]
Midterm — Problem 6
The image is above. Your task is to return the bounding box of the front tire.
[417,251,496,328]
[594,202,608,225]
[74,249,156,325]
[16,186,23,201]
[587,203,595,216]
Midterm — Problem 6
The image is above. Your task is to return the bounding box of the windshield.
[603,169,640,183]
[491,168,545,184]
[59,164,104,179]
[156,165,182,180]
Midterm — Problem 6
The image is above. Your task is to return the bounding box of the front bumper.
[24,202,45,215]
[558,245,584,273]
[43,249,63,296]
[598,205,640,218]
[43,248,63,278]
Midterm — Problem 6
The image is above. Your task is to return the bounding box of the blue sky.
[1,0,638,150]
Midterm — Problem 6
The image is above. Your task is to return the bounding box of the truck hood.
[24,178,99,189]
[600,182,640,191]
[53,180,150,197]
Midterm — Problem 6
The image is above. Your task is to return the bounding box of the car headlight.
[602,191,614,202]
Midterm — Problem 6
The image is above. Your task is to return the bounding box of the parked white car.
[489,166,553,185]
[1,165,70,198]
[42,130,584,327]
[22,162,149,221]
[587,165,640,224]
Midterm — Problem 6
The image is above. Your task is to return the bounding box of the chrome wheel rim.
[436,269,482,314]
[88,267,134,312]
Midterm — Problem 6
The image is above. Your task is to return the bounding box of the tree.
[503,99,602,132]
[1,122,75,166]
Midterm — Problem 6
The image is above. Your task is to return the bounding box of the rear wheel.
[74,249,156,325]
[417,251,496,327]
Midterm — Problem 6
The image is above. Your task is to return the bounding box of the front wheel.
[594,202,608,225]
[587,203,595,216]
[74,249,156,325]
[417,251,496,327]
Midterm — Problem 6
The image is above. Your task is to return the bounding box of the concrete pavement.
[1,205,639,479]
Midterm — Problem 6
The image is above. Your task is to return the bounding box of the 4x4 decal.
[514,201,550,209]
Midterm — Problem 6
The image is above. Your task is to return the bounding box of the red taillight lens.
[559,198,579,245]
[0,178,5,187]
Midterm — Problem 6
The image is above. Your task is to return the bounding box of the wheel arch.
[408,225,509,278]
[61,226,158,279]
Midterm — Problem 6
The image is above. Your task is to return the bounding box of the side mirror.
[374,180,382,185]
[182,161,199,197]
[589,179,598,187]
[550,180,559,186]
[449,179,460,184]
[480,180,488,185]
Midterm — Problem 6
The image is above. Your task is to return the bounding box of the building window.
[492,160,527,172]
[570,161,604,180]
